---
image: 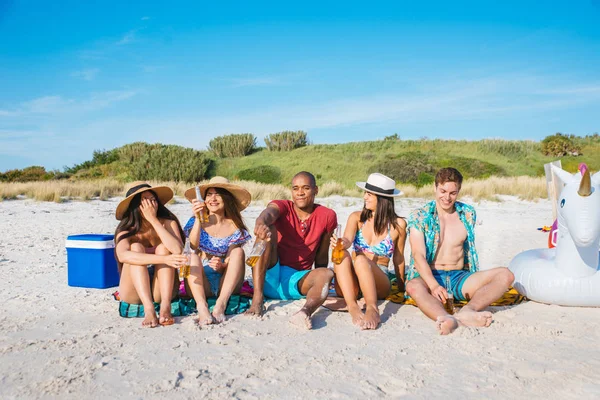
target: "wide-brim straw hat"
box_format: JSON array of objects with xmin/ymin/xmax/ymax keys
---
[
  {"xmin": 184, "ymin": 176, "xmax": 252, "ymax": 211},
  {"xmin": 115, "ymin": 182, "xmax": 174, "ymax": 220},
  {"xmin": 356, "ymin": 173, "xmax": 402, "ymax": 197}
]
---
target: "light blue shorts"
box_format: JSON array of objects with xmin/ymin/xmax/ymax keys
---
[
  {"xmin": 264, "ymin": 261, "xmax": 310, "ymax": 300},
  {"xmin": 203, "ymin": 259, "xmax": 223, "ymax": 297},
  {"xmin": 430, "ymin": 269, "xmax": 473, "ymax": 302}
]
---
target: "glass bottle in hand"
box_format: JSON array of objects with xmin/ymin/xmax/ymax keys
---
[
  {"xmin": 179, "ymin": 238, "xmax": 191, "ymax": 280},
  {"xmin": 331, "ymin": 224, "xmax": 344, "ymax": 264},
  {"xmin": 195, "ymin": 186, "xmax": 210, "ymax": 223},
  {"xmin": 444, "ymin": 274, "xmax": 455, "ymax": 315}
]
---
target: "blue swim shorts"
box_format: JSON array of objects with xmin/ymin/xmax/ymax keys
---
[
  {"xmin": 430, "ymin": 269, "xmax": 474, "ymax": 301},
  {"xmin": 263, "ymin": 261, "xmax": 310, "ymax": 300}
]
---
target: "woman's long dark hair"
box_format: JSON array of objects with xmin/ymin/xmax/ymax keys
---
[
  {"xmin": 212, "ymin": 187, "xmax": 248, "ymax": 232},
  {"xmin": 360, "ymin": 193, "xmax": 400, "ymax": 236},
  {"xmin": 115, "ymin": 189, "xmax": 185, "ymax": 245}
]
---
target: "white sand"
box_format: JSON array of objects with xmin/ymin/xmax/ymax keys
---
[{"xmin": 1, "ymin": 196, "xmax": 599, "ymax": 399}]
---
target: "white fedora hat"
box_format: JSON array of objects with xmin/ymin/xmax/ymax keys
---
[{"xmin": 356, "ymin": 173, "xmax": 402, "ymax": 197}]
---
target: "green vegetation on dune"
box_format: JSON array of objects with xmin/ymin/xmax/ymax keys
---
[
  {"xmin": 216, "ymin": 136, "xmax": 600, "ymax": 187},
  {"xmin": 2, "ymin": 133, "xmax": 600, "ymax": 191}
]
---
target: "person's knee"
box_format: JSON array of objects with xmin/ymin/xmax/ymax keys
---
[
  {"xmin": 333, "ymin": 257, "xmax": 351, "ymax": 272},
  {"xmin": 353, "ymin": 255, "xmax": 371, "ymax": 270},
  {"xmin": 230, "ymin": 246, "xmax": 244, "ymax": 261},
  {"xmin": 155, "ymin": 244, "xmax": 171, "ymax": 256},
  {"xmin": 130, "ymin": 243, "xmax": 145, "ymax": 253},
  {"xmin": 314, "ymin": 268, "xmax": 334, "ymax": 282},
  {"xmin": 405, "ymin": 279, "xmax": 423, "ymax": 297},
  {"xmin": 499, "ymin": 268, "xmax": 515, "ymax": 287}
]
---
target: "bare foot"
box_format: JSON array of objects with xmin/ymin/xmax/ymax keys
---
[
  {"xmin": 142, "ymin": 312, "xmax": 159, "ymax": 328},
  {"xmin": 348, "ymin": 306, "xmax": 364, "ymax": 327},
  {"xmin": 158, "ymin": 302, "xmax": 175, "ymax": 326},
  {"xmin": 456, "ymin": 307, "xmax": 493, "ymax": 328},
  {"xmin": 244, "ymin": 299, "xmax": 265, "ymax": 318},
  {"xmin": 212, "ymin": 301, "xmax": 227, "ymax": 324},
  {"xmin": 360, "ymin": 305, "xmax": 380, "ymax": 330},
  {"xmin": 436, "ymin": 315, "xmax": 459, "ymax": 335},
  {"xmin": 159, "ymin": 312, "xmax": 175, "ymax": 326},
  {"xmin": 289, "ymin": 309, "xmax": 312, "ymax": 330},
  {"xmin": 321, "ymin": 298, "xmax": 366, "ymax": 312},
  {"xmin": 197, "ymin": 306, "xmax": 215, "ymax": 326}
]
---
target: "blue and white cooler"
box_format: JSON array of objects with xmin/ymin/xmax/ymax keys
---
[{"xmin": 65, "ymin": 234, "xmax": 119, "ymax": 288}]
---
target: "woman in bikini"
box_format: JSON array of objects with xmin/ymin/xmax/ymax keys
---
[
  {"xmin": 331, "ymin": 173, "xmax": 407, "ymax": 330},
  {"xmin": 183, "ymin": 177, "xmax": 251, "ymax": 325},
  {"xmin": 115, "ymin": 182, "xmax": 187, "ymax": 328}
]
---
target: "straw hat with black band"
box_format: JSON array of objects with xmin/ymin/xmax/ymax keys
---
[
  {"xmin": 184, "ymin": 176, "xmax": 251, "ymax": 211},
  {"xmin": 115, "ymin": 182, "xmax": 174, "ymax": 220},
  {"xmin": 356, "ymin": 173, "xmax": 403, "ymax": 197}
]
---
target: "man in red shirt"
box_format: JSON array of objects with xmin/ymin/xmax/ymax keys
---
[{"xmin": 246, "ymin": 171, "xmax": 338, "ymax": 329}]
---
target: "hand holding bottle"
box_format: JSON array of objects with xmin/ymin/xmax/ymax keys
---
[
  {"xmin": 331, "ymin": 224, "xmax": 344, "ymax": 264},
  {"xmin": 194, "ymin": 186, "xmax": 209, "ymax": 223}
]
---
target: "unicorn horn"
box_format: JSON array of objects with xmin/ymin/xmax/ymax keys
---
[{"xmin": 578, "ymin": 169, "xmax": 592, "ymax": 197}]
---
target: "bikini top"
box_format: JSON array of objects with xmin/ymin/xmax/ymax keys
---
[
  {"xmin": 197, "ymin": 228, "xmax": 251, "ymax": 258},
  {"xmin": 353, "ymin": 223, "xmax": 394, "ymax": 259}
]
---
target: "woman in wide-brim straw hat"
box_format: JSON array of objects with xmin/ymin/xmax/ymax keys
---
[
  {"xmin": 182, "ymin": 176, "xmax": 252, "ymax": 325},
  {"xmin": 114, "ymin": 182, "xmax": 187, "ymax": 328},
  {"xmin": 330, "ymin": 173, "xmax": 407, "ymax": 330}
]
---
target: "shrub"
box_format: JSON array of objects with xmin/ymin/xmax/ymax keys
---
[
  {"xmin": 118, "ymin": 142, "xmax": 153, "ymax": 164},
  {"xmin": 477, "ymin": 139, "xmax": 539, "ymax": 158},
  {"xmin": 0, "ymin": 166, "xmax": 54, "ymax": 182},
  {"xmin": 541, "ymin": 133, "xmax": 582, "ymax": 157},
  {"xmin": 370, "ymin": 152, "xmax": 435, "ymax": 186},
  {"xmin": 237, "ymin": 165, "xmax": 281, "ymax": 184},
  {"xmin": 383, "ymin": 133, "xmax": 401, "ymax": 141},
  {"xmin": 370, "ymin": 152, "xmax": 505, "ymax": 186},
  {"xmin": 127, "ymin": 143, "xmax": 213, "ymax": 182},
  {"xmin": 65, "ymin": 148, "xmax": 119, "ymax": 174},
  {"xmin": 436, "ymin": 156, "xmax": 505, "ymax": 179},
  {"xmin": 264, "ymin": 130, "xmax": 308, "ymax": 151},
  {"xmin": 208, "ymin": 133, "xmax": 256, "ymax": 158}
]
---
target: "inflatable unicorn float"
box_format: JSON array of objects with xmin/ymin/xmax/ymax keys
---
[{"xmin": 509, "ymin": 165, "xmax": 600, "ymax": 306}]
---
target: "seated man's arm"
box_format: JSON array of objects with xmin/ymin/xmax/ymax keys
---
[
  {"xmin": 315, "ymin": 210, "xmax": 338, "ymax": 268},
  {"xmin": 254, "ymin": 203, "xmax": 280, "ymax": 240},
  {"xmin": 315, "ymin": 228, "xmax": 334, "ymax": 268},
  {"xmin": 409, "ymin": 227, "xmax": 447, "ymax": 302}
]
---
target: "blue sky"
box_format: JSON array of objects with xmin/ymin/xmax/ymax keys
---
[{"xmin": 1, "ymin": 1, "xmax": 600, "ymax": 172}]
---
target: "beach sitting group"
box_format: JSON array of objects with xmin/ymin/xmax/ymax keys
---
[{"xmin": 114, "ymin": 167, "xmax": 514, "ymax": 335}]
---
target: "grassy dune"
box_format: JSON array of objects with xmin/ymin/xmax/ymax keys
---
[
  {"xmin": 2, "ymin": 137, "xmax": 596, "ymax": 202},
  {"xmin": 216, "ymin": 139, "xmax": 599, "ymax": 188}
]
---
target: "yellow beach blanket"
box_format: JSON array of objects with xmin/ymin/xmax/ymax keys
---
[{"xmin": 386, "ymin": 280, "xmax": 526, "ymax": 307}]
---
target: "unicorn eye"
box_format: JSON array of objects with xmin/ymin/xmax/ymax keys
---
[{"xmin": 560, "ymin": 199, "xmax": 565, "ymax": 208}]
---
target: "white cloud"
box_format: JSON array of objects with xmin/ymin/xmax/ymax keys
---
[
  {"xmin": 71, "ymin": 68, "xmax": 100, "ymax": 81},
  {"xmin": 3, "ymin": 72, "xmax": 600, "ymax": 171},
  {"xmin": 116, "ymin": 30, "xmax": 137, "ymax": 45},
  {"xmin": 0, "ymin": 90, "xmax": 137, "ymax": 117},
  {"xmin": 83, "ymin": 90, "xmax": 137, "ymax": 110},
  {"xmin": 22, "ymin": 96, "xmax": 73, "ymax": 114},
  {"xmin": 141, "ymin": 16, "xmax": 151, "ymax": 21}
]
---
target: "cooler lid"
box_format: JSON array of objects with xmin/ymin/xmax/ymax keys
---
[
  {"xmin": 67, "ymin": 234, "xmax": 114, "ymax": 241},
  {"xmin": 66, "ymin": 234, "xmax": 115, "ymax": 249}
]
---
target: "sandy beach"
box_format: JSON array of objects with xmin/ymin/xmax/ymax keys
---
[{"xmin": 1, "ymin": 195, "xmax": 599, "ymax": 399}]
